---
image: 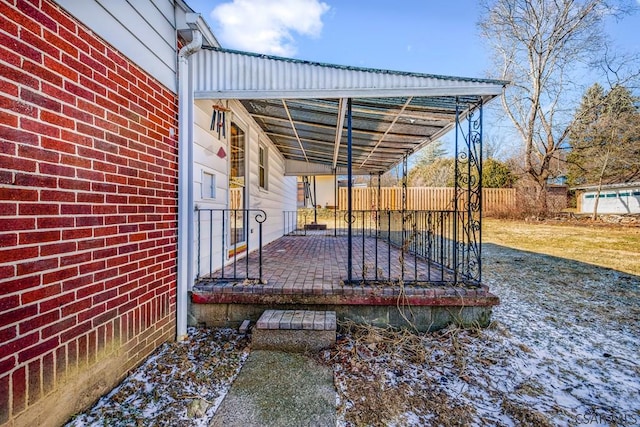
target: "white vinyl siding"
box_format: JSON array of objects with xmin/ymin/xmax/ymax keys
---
[
  {"xmin": 194, "ymin": 101, "xmax": 228, "ymax": 207},
  {"xmin": 55, "ymin": 0, "xmax": 178, "ymax": 91},
  {"xmin": 193, "ymin": 100, "xmax": 297, "ymax": 278},
  {"xmin": 312, "ymin": 176, "xmax": 337, "ymax": 207},
  {"xmin": 193, "ymin": 101, "xmax": 228, "ymax": 279}
]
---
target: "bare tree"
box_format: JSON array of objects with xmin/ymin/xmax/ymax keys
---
[
  {"xmin": 479, "ymin": 130, "xmax": 509, "ymax": 160},
  {"xmin": 597, "ymin": 43, "xmax": 640, "ymax": 91},
  {"xmin": 479, "ymin": 0, "xmax": 635, "ymax": 209}
]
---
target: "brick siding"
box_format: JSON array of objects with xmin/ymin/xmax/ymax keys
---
[{"xmin": 0, "ymin": 1, "xmax": 178, "ymax": 425}]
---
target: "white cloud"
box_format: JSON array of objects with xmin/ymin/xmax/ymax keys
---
[{"xmin": 211, "ymin": 0, "xmax": 330, "ymax": 56}]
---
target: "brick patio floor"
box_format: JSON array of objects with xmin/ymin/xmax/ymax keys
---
[{"xmin": 193, "ymin": 234, "xmax": 496, "ymax": 300}]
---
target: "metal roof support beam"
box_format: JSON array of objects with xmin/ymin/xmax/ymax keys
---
[
  {"xmin": 282, "ymin": 159, "xmax": 377, "ymax": 176},
  {"xmin": 377, "ymin": 171, "xmax": 382, "ymax": 211},
  {"xmin": 267, "ymin": 132, "xmax": 423, "ymax": 150},
  {"xmin": 256, "ymin": 113, "xmax": 432, "ymax": 139},
  {"xmin": 333, "ymin": 168, "xmax": 338, "ymax": 236},
  {"xmin": 282, "ymin": 100, "xmax": 308, "ymax": 162},
  {"xmin": 360, "ymin": 97, "xmax": 413, "ymax": 168},
  {"xmin": 291, "ymin": 99, "xmax": 454, "ymax": 121},
  {"xmin": 332, "ymin": 98, "xmax": 348, "ymax": 170},
  {"xmin": 347, "ymin": 98, "xmax": 353, "ymax": 285},
  {"xmin": 453, "ymin": 100, "xmax": 460, "ymax": 282},
  {"xmin": 401, "ymin": 154, "xmax": 408, "ymax": 281}
]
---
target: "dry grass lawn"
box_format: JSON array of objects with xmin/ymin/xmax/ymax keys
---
[{"xmin": 483, "ymin": 218, "xmax": 640, "ymax": 276}]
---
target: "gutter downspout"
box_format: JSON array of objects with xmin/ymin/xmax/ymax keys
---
[{"xmin": 177, "ymin": 30, "xmax": 202, "ymax": 341}]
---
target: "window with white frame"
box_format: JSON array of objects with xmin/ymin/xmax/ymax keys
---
[
  {"xmin": 258, "ymin": 144, "xmax": 268, "ymax": 190},
  {"xmin": 202, "ymin": 171, "xmax": 216, "ymax": 199}
]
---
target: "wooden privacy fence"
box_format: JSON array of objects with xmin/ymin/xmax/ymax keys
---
[{"xmin": 338, "ymin": 187, "xmax": 516, "ymax": 213}]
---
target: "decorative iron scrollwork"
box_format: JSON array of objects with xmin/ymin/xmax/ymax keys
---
[
  {"xmin": 343, "ymin": 211, "xmax": 356, "ymax": 224},
  {"xmin": 454, "ymin": 99, "xmax": 483, "ymax": 285},
  {"xmin": 254, "ymin": 210, "xmax": 267, "ymax": 224}
]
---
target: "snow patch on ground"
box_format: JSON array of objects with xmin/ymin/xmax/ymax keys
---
[
  {"xmin": 333, "ymin": 244, "xmax": 640, "ymax": 426},
  {"xmin": 67, "ymin": 243, "xmax": 640, "ymax": 426}
]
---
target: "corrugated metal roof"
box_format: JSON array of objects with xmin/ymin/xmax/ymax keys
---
[
  {"xmin": 193, "ymin": 47, "xmax": 506, "ymax": 99},
  {"xmin": 192, "ymin": 47, "xmax": 507, "ymax": 174}
]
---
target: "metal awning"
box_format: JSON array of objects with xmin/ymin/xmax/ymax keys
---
[{"xmin": 192, "ymin": 46, "xmax": 507, "ymax": 175}]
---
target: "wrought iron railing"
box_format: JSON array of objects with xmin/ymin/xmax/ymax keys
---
[
  {"xmin": 195, "ymin": 207, "xmax": 267, "ymax": 283},
  {"xmin": 195, "ymin": 206, "xmax": 479, "ymax": 287},
  {"xmin": 338, "ymin": 209, "xmax": 479, "ymax": 286},
  {"xmin": 282, "ymin": 207, "xmax": 481, "ymax": 286},
  {"xmin": 283, "ymin": 210, "xmax": 305, "ymax": 235}
]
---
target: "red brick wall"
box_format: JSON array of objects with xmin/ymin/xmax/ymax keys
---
[{"xmin": 0, "ymin": 1, "xmax": 178, "ymax": 424}]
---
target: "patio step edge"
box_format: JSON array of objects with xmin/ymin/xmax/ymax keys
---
[{"xmin": 190, "ymin": 289, "xmax": 500, "ymax": 307}]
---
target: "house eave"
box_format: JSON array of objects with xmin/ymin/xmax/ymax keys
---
[
  {"xmin": 571, "ymin": 181, "xmax": 640, "ymax": 192},
  {"xmin": 193, "ymin": 86, "xmax": 503, "ymax": 101}
]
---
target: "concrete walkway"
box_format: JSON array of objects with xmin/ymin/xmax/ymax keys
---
[{"xmin": 210, "ymin": 350, "xmax": 336, "ymax": 427}]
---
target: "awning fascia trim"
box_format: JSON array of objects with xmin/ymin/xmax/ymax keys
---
[{"xmin": 194, "ymin": 86, "xmax": 504, "ymax": 100}]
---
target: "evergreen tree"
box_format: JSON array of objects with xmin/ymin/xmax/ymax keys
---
[
  {"xmin": 414, "ymin": 140, "xmax": 447, "ymax": 168},
  {"xmin": 568, "ymin": 84, "xmax": 640, "ymax": 187},
  {"xmin": 408, "ymin": 140, "xmax": 454, "ymax": 187},
  {"xmin": 482, "ymin": 158, "xmax": 516, "ymax": 188},
  {"xmin": 408, "ymin": 158, "xmax": 455, "ymax": 187}
]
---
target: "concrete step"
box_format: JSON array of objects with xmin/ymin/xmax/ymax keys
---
[{"xmin": 252, "ymin": 309, "xmax": 336, "ymax": 352}]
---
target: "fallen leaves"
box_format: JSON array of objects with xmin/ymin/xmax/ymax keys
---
[{"xmin": 66, "ymin": 328, "xmax": 249, "ymax": 427}]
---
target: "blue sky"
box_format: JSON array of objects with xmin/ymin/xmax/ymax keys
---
[
  {"xmin": 185, "ymin": 0, "xmax": 639, "ymax": 159},
  {"xmin": 187, "ymin": 0, "xmax": 639, "ymax": 80},
  {"xmin": 188, "ymin": 0, "xmax": 496, "ymax": 78}
]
